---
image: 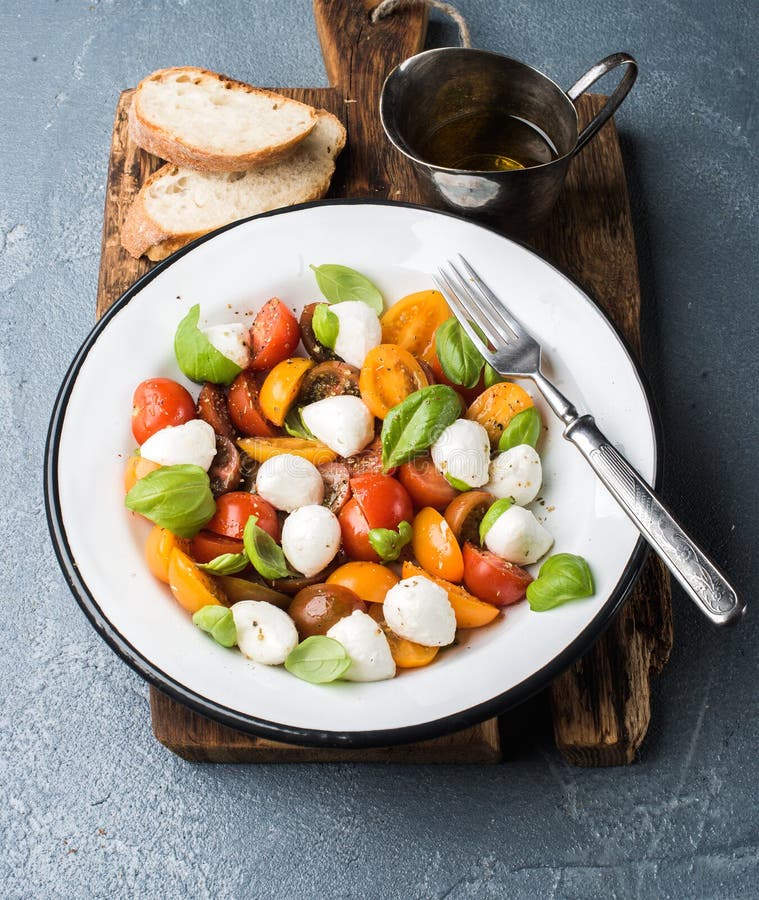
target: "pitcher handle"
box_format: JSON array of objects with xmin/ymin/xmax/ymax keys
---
[{"xmin": 567, "ymin": 52, "xmax": 638, "ymax": 155}]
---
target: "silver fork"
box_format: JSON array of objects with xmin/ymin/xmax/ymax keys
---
[{"xmin": 434, "ymin": 255, "xmax": 744, "ymax": 626}]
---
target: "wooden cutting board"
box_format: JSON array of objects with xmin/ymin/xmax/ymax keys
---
[{"xmin": 97, "ymin": 0, "xmax": 673, "ymax": 765}]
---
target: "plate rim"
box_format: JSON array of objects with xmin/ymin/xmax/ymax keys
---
[{"xmin": 44, "ymin": 198, "xmax": 662, "ymax": 749}]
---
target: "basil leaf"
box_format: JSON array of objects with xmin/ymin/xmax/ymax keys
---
[
  {"xmin": 312, "ymin": 303, "xmax": 339, "ymax": 349},
  {"xmin": 526, "ymin": 553, "xmax": 595, "ymax": 612},
  {"xmin": 124, "ymin": 464, "xmax": 215, "ymax": 538},
  {"xmin": 174, "ymin": 304, "xmax": 242, "ymax": 385},
  {"xmin": 479, "ymin": 497, "xmax": 513, "ymax": 544},
  {"xmin": 381, "ymin": 385, "xmax": 463, "ymax": 471},
  {"xmin": 285, "ymin": 635, "xmax": 351, "ymax": 684},
  {"xmin": 283, "ymin": 407, "xmax": 315, "ymax": 440},
  {"xmin": 483, "ymin": 364, "xmax": 504, "ymax": 389},
  {"xmin": 445, "ymin": 473, "xmax": 471, "ymax": 492},
  {"xmin": 434, "ymin": 317, "xmax": 485, "ymax": 389},
  {"xmin": 197, "ymin": 552, "xmax": 249, "ymax": 575},
  {"xmin": 368, "ymin": 520, "xmax": 412, "ymax": 562},
  {"xmin": 310, "ymin": 264, "xmax": 383, "ymax": 314},
  {"xmin": 498, "ymin": 406, "xmax": 542, "ymax": 452},
  {"xmin": 243, "ymin": 515, "xmax": 296, "ymax": 580},
  {"xmin": 192, "ymin": 605, "xmax": 237, "ymax": 647}
]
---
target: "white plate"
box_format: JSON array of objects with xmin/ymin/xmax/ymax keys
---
[{"xmin": 45, "ymin": 201, "xmax": 658, "ymax": 747}]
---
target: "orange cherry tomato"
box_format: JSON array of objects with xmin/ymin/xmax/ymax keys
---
[
  {"xmin": 398, "ymin": 454, "xmax": 458, "ymax": 511},
  {"xmin": 206, "ymin": 492, "xmax": 280, "ymax": 541},
  {"xmin": 124, "ymin": 456, "xmax": 161, "ymax": 493},
  {"xmin": 326, "ymin": 561, "xmax": 400, "ymax": 604},
  {"xmin": 228, "ymin": 371, "xmax": 279, "ymax": 437},
  {"xmin": 411, "ymin": 507, "xmax": 464, "ymax": 582},
  {"xmin": 380, "ymin": 290, "xmax": 450, "ymax": 365},
  {"xmin": 237, "ymin": 436, "xmax": 337, "ymax": 466},
  {"xmin": 401, "ymin": 561, "xmax": 500, "ymax": 629},
  {"xmin": 145, "ymin": 526, "xmax": 191, "ymax": 584},
  {"xmin": 359, "ymin": 344, "xmax": 428, "ymax": 419},
  {"xmin": 466, "ymin": 381, "xmax": 534, "ymax": 446},
  {"xmin": 190, "ymin": 530, "xmax": 245, "ymax": 564},
  {"xmin": 462, "ymin": 543, "xmax": 533, "ymax": 607},
  {"xmin": 131, "ymin": 378, "xmax": 196, "ymax": 445},
  {"xmin": 367, "ymin": 604, "xmax": 439, "ymax": 668},
  {"xmin": 248, "ymin": 298, "xmax": 301, "ymax": 371},
  {"xmin": 167, "ymin": 548, "xmax": 226, "ymax": 613},
  {"xmin": 259, "ymin": 357, "xmax": 314, "ymax": 426}
]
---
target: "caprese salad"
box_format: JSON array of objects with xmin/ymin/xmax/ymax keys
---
[{"xmin": 125, "ymin": 264, "xmax": 594, "ymax": 684}]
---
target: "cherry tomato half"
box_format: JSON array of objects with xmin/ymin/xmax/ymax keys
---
[
  {"xmin": 288, "ymin": 583, "xmax": 366, "ymax": 640},
  {"xmin": 206, "ymin": 492, "xmax": 280, "ymax": 541},
  {"xmin": 466, "ymin": 381, "xmax": 534, "ymax": 447},
  {"xmin": 411, "ymin": 507, "xmax": 464, "ymax": 582},
  {"xmin": 145, "ymin": 526, "xmax": 191, "ymax": 584},
  {"xmin": 444, "ymin": 491, "xmax": 495, "ymax": 546},
  {"xmin": 248, "ymin": 298, "xmax": 301, "ymax": 371},
  {"xmin": 462, "ymin": 543, "xmax": 533, "ymax": 607},
  {"xmin": 190, "ymin": 530, "xmax": 245, "ymax": 564},
  {"xmin": 379, "ymin": 289, "xmax": 450, "ymax": 365},
  {"xmin": 338, "ymin": 497, "xmax": 377, "ymax": 562},
  {"xmin": 228, "ymin": 371, "xmax": 278, "ymax": 437},
  {"xmin": 168, "ymin": 548, "xmax": 226, "ymax": 614},
  {"xmin": 398, "ymin": 454, "xmax": 459, "ymax": 511},
  {"xmin": 350, "ymin": 474, "xmax": 414, "ymax": 530},
  {"xmin": 359, "ymin": 344, "xmax": 428, "ymax": 419},
  {"xmin": 327, "ymin": 561, "xmax": 399, "ymax": 604},
  {"xmin": 131, "ymin": 378, "xmax": 196, "ymax": 445}
]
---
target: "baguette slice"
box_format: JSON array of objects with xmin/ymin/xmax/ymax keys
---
[
  {"xmin": 129, "ymin": 67, "xmax": 318, "ymax": 172},
  {"xmin": 122, "ymin": 110, "xmax": 346, "ymax": 260}
]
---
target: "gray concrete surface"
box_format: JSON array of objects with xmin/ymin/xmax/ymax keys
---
[{"xmin": 2, "ymin": 1, "xmax": 757, "ymax": 897}]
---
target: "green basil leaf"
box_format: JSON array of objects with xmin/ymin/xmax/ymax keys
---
[
  {"xmin": 526, "ymin": 553, "xmax": 595, "ymax": 612},
  {"xmin": 368, "ymin": 520, "xmax": 413, "ymax": 562},
  {"xmin": 483, "ymin": 364, "xmax": 504, "ymax": 389},
  {"xmin": 444, "ymin": 473, "xmax": 472, "ymax": 492},
  {"xmin": 312, "ymin": 303, "xmax": 339, "ymax": 349},
  {"xmin": 478, "ymin": 497, "xmax": 513, "ymax": 544},
  {"xmin": 434, "ymin": 317, "xmax": 485, "ymax": 389},
  {"xmin": 197, "ymin": 552, "xmax": 249, "ymax": 575},
  {"xmin": 243, "ymin": 515, "xmax": 296, "ymax": 580},
  {"xmin": 498, "ymin": 406, "xmax": 542, "ymax": 452},
  {"xmin": 381, "ymin": 385, "xmax": 463, "ymax": 471},
  {"xmin": 174, "ymin": 304, "xmax": 242, "ymax": 385},
  {"xmin": 124, "ymin": 464, "xmax": 216, "ymax": 538},
  {"xmin": 283, "ymin": 406, "xmax": 315, "ymax": 440},
  {"xmin": 192, "ymin": 605, "xmax": 237, "ymax": 647},
  {"xmin": 285, "ymin": 635, "xmax": 351, "ymax": 684},
  {"xmin": 309, "ymin": 263, "xmax": 383, "ymax": 314}
]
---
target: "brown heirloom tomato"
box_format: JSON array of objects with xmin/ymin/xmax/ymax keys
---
[
  {"xmin": 288, "ymin": 584, "xmax": 367, "ymax": 639},
  {"xmin": 444, "ymin": 491, "xmax": 495, "ymax": 546}
]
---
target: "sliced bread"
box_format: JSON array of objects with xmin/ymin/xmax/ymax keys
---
[
  {"xmin": 129, "ymin": 67, "xmax": 318, "ymax": 172},
  {"xmin": 121, "ymin": 109, "xmax": 346, "ymax": 260}
]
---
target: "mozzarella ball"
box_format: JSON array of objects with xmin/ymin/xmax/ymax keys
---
[
  {"xmin": 301, "ymin": 395, "xmax": 374, "ymax": 458},
  {"xmin": 201, "ymin": 323, "xmax": 250, "ymax": 368},
  {"xmin": 326, "ymin": 610, "xmax": 395, "ymax": 682},
  {"xmin": 484, "ymin": 504, "xmax": 553, "ymax": 565},
  {"xmin": 431, "ymin": 418, "xmax": 491, "ymax": 488},
  {"xmin": 281, "ymin": 504, "xmax": 341, "ymax": 577},
  {"xmin": 232, "ymin": 600, "xmax": 298, "ymax": 666},
  {"xmin": 383, "ymin": 576, "xmax": 456, "ymax": 646},
  {"xmin": 256, "ymin": 454, "xmax": 324, "ymax": 512},
  {"xmin": 331, "ymin": 301, "xmax": 382, "ymax": 369},
  {"xmin": 139, "ymin": 419, "xmax": 217, "ymax": 471},
  {"xmin": 485, "ymin": 444, "xmax": 542, "ymax": 505}
]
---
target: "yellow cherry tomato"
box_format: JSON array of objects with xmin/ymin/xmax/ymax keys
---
[
  {"xmin": 124, "ymin": 455, "xmax": 160, "ymax": 493},
  {"xmin": 326, "ymin": 561, "xmax": 400, "ymax": 604},
  {"xmin": 466, "ymin": 381, "xmax": 534, "ymax": 446},
  {"xmin": 359, "ymin": 344, "xmax": 429, "ymax": 419},
  {"xmin": 145, "ymin": 526, "xmax": 191, "ymax": 584},
  {"xmin": 167, "ymin": 548, "xmax": 226, "ymax": 614},
  {"xmin": 367, "ymin": 604, "xmax": 439, "ymax": 669},
  {"xmin": 411, "ymin": 507, "xmax": 464, "ymax": 583},
  {"xmin": 401, "ymin": 561, "xmax": 500, "ymax": 629},
  {"xmin": 237, "ymin": 436, "xmax": 337, "ymax": 465},
  {"xmin": 259, "ymin": 357, "xmax": 314, "ymax": 426},
  {"xmin": 380, "ymin": 290, "xmax": 451, "ymax": 365}
]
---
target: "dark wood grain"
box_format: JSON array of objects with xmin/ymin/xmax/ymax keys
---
[{"xmin": 96, "ymin": 0, "xmax": 672, "ymax": 765}]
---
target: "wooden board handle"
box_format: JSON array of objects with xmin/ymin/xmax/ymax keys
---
[{"xmin": 313, "ymin": 0, "xmax": 428, "ymax": 197}]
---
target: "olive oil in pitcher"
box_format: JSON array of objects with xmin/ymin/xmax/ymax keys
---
[{"xmin": 418, "ymin": 112, "xmax": 558, "ymax": 171}]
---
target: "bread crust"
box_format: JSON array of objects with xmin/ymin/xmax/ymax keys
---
[{"xmin": 129, "ymin": 66, "xmax": 318, "ymax": 172}]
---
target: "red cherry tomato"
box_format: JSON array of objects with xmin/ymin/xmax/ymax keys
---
[
  {"xmin": 248, "ymin": 298, "xmax": 301, "ymax": 371},
  {"xmin": 228, "ymin": 371, "xmax": 278, "ymax": 437},
  {"xmin": 131, "ymin": 378, "xmax": 196, "ymax": 445},
  {"xmin": 338, "ymin": 497, "xmax": 377, "ymax": 562},
  {"xmin": 462, "ymin": 543, "xmax": 533, "ymax": 607},
  {"xmin": 206, "ymin": 492, "xmax": 280, "ymax": 541},
  {"xmin": 350, "ymin": 474, "xmax": 413, "ymax": 530},
  {"xmin": 190, "ymin": 530, "xmax": 245, "ymax": 563},
  {"xmin": 398, "ymin": 454, "xmax": 459, "ymax": 511}
]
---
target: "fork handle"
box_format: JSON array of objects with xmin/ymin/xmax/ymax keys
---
[{"xmin": 565, "ymin": 415, "xmax": 745, "ymax": 626}]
